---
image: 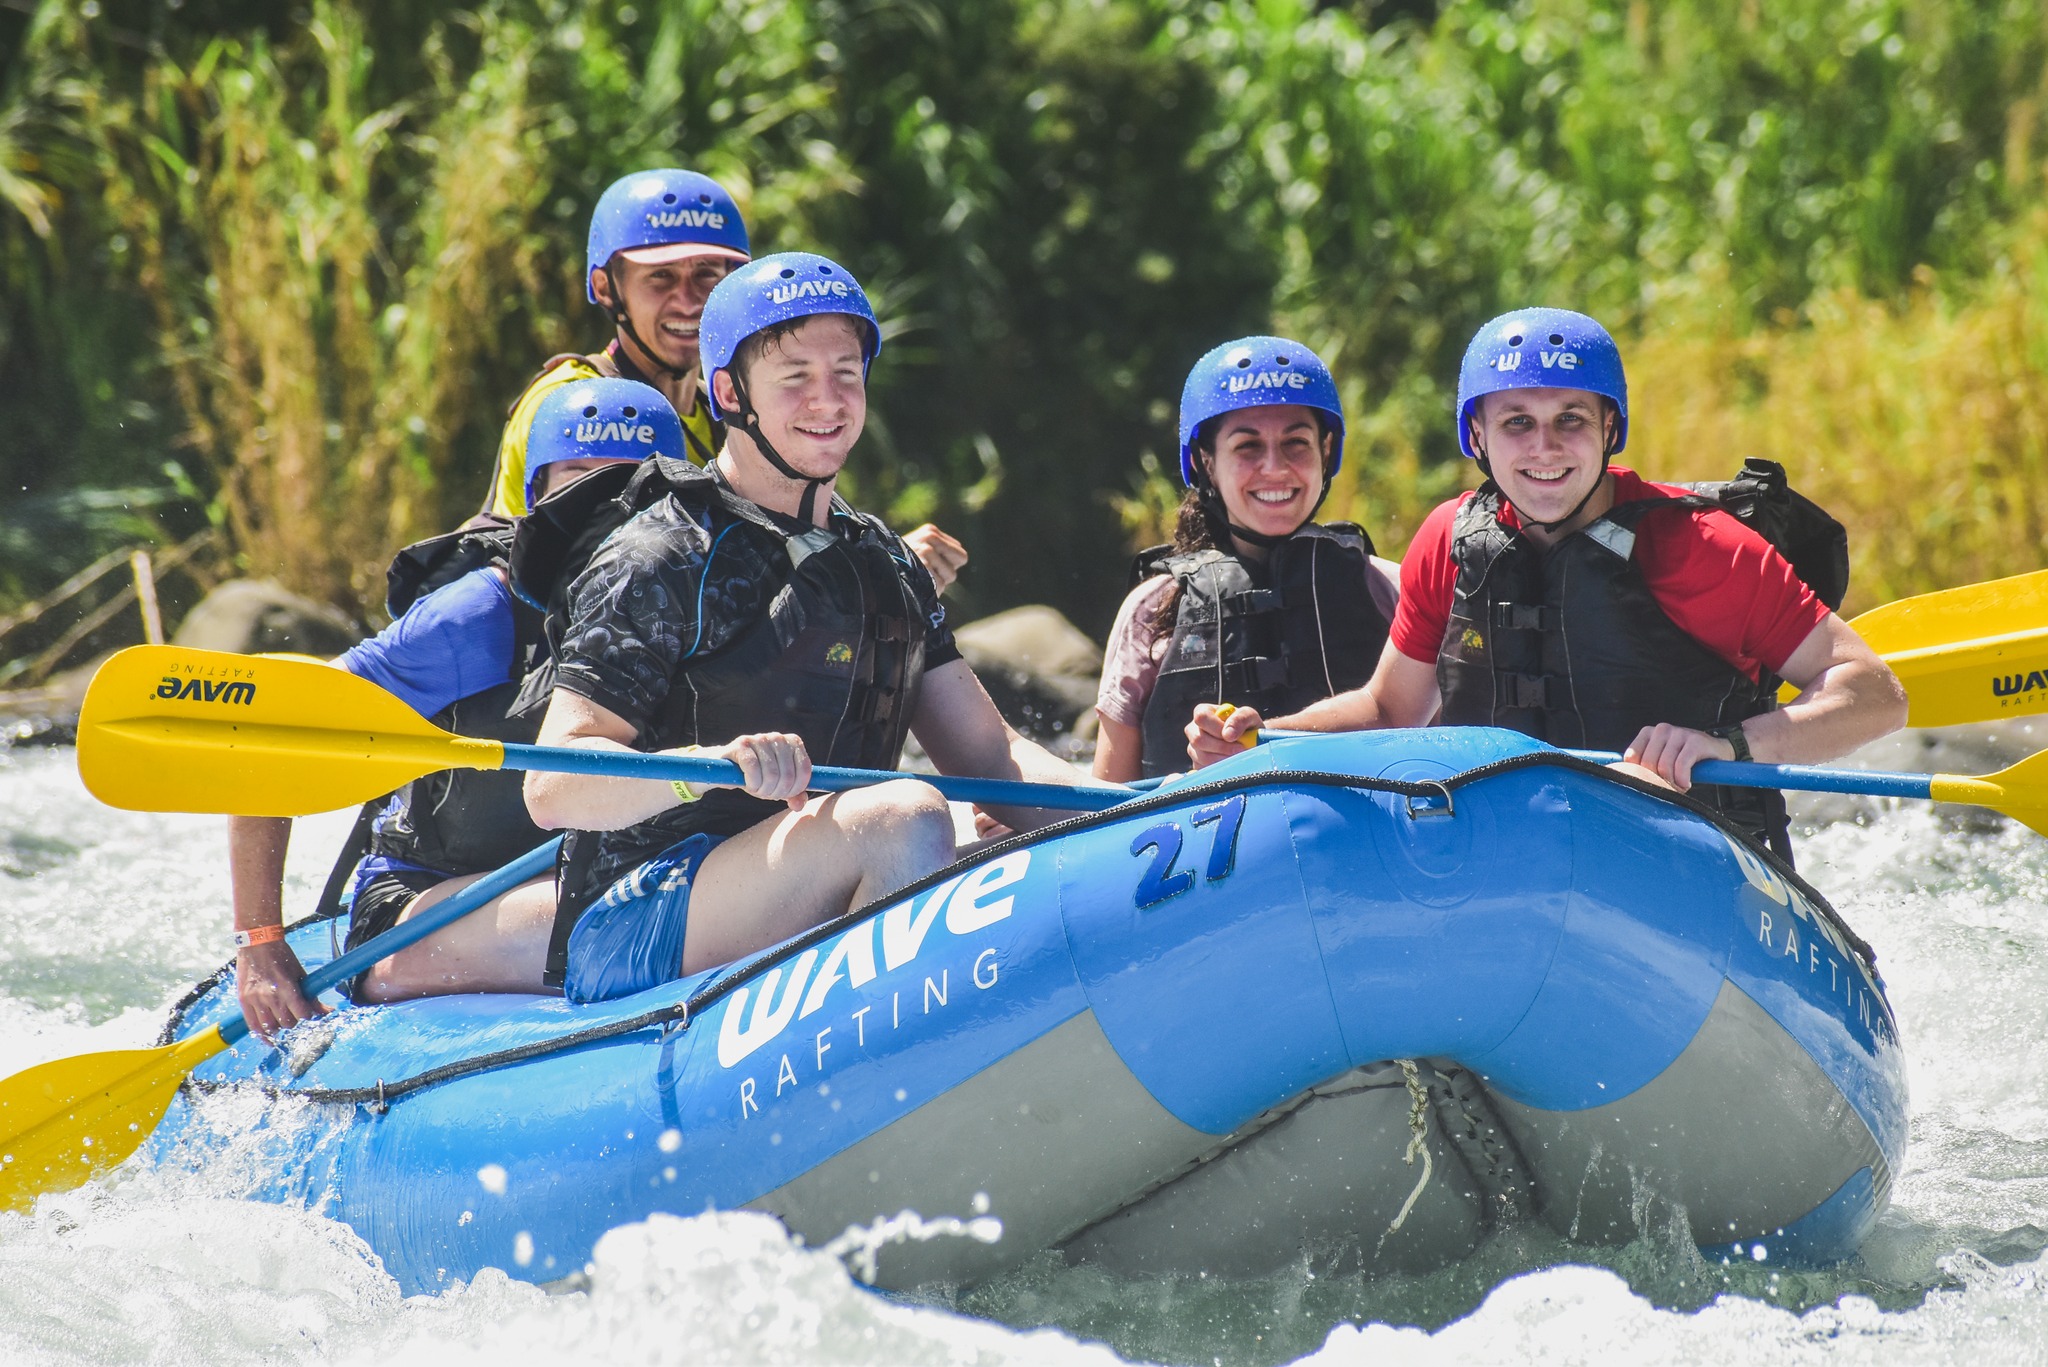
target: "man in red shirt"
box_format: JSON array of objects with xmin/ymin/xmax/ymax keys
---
[{"xmin": 1189, "ymin": 308, "xmax": 1906, "ymax": 856}]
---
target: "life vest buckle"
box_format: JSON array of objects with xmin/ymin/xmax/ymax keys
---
[
  {"xmin": 1223, "ymin": 588, "xmax": 1285, "ymax": 616},
  {"xmin": 1491, "ymin": 602, "xmax": 1554, "ymax": 632},
  {"xmin": 1224, "ymin": 655, "xmax": 1289, "ymax": 693}
]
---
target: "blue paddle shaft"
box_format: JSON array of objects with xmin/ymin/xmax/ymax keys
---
[
  {"xmin": 218, "ymin": 754, "xmax": 1122, "ymax": 1052},
  {"xmin": 218, "ymin": 838, "xmax": 565, "ymax": 1050},
  {"xmin": 498, "ymin": 743, "xmax": 1132, "ymax": 813},
  {"xmin": 1259, "ymin": 729, "xmax": 1942, "ymax": 801},
  {"xmin": 1563, "ymin": 750, "xmax": 1938, "ymax": 800}
]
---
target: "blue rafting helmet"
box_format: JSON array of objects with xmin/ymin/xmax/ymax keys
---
[
  {"xmin": 585, "ymin": 168, "xmax": 751, "ymax": 305},
  {"xmin": 1455, "ymin": 308, "xmax": 1628, "ymax": 459},
  {"xmin": 1177, "ymin": 336, "xmax": 1346, "ymax": 486},
  {"xmin": 699, "ymin": 251, "xmax": 883, "ymax": 420},
  {"xmin": 698, "ymin": 252, "xmax": 883, "ymax": 523},
  {"xmin": 525, "ymin": 377, "xmax": 683, "ymax": 507}
]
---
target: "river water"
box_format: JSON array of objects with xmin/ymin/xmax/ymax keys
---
[{"xmin": 2, "ymin": 743, "xmax": 2046, "ymax": 1365}]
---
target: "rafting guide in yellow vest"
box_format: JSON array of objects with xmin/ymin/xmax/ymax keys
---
[
  {"xmin": 484, "ymin": 168, "xmax": 969, "ymax": 593},
  {"xmin": 483, "ymin": 169, "xmax": 748, "ymax": 519}
]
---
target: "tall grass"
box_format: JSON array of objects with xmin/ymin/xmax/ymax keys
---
[
  {"xmin": 69, "ymin": 4, "xmax": 551, "ymax": 606},
  {"xmin": 10, "ymin": 0, "xmax": 2048, "ymax": 621},
  {"xmin": 32, "ymin": 0, "xmax": 853, "ymax": 613},
  {"xmin": 1628, "ymin": 214, "xmax": 2048, "ymax": 614}
]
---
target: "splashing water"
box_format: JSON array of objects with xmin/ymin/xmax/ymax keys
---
[{"xmin": 3, "ymin": 745, "xmax": 2047, "ymax": 1365}]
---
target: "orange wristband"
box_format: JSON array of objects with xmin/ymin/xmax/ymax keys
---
[{"xmin": 232, "ymin": 925, "xmax": 285, "ymax": 949}]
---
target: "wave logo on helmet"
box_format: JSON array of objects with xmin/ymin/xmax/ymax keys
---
[
  {"xmin": 768, "ymin": 278, "xmax": 853, "ymax": 306},
  {"xmin": 1491, "ymin": 350, "xmax": 1580, "ymax": 373},
  {"xmin": 1226, "ymin": 370, "xmax": 1311, "ymax": 395},
  {"xmin": 645, "ymin": 208, "xmax": 726, "ymax": 231},
  {"xmin": 573, "ymin": 419, "xmax": 662, "ymax": 444}
]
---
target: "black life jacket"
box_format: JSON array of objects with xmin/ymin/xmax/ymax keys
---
[
  {"xmin": 512, "ymin": 456, "xmax": 931, "ymax": 850},
  {"xmin": 1436, "ymin": 464, "xmax": 1845, "ymax": 856},
  {"xmin": 359, "ymin": 520, "xmax": 552, "ymax": 879},
  {"xmin": 1133, "ymin": 522, "xmax": 1390, "ymax": 778}
]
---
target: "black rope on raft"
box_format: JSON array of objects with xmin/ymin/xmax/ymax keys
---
[{"xmin": 168, "ymin": 751, "xmax": 1874, "ymax": 1110}]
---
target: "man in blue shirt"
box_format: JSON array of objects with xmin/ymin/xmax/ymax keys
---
[{"xmin": 227, "ymin": 379, "xmax": 686, "ymax": 1038}]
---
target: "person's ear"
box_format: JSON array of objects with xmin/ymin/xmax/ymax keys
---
[
  {"xmin": 591, "ymin": 268, "xmax": 616, "ymax": 311},
  {"xmin": 1467, "ymin": 414, "xmax": 1487, "ymax": 461},
  {"xmin": 711, "ymin": 367, "xmax": 739, "ymax": 413}
]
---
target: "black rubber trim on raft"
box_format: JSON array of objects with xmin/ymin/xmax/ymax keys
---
[{"xmin": 168, "ymin": 751, "xmax": 1875, "ymax": 1109}]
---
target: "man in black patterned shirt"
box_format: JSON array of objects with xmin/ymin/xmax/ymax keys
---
[{"xmin": 515, "ymin": 253, "xmax": 1098, "ymax": 1003}]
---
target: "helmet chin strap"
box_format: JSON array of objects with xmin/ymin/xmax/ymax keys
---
[
  {"xmin": 604, "ymin": 261, "xmax": 698, "ymax": 384},
  {"xmin": 726, "ymin": 369, "xmax": 831, "ymax": 525}
]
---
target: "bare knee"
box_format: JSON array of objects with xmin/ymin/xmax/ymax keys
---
[
  {"xmin": 865, "ymin": 778, "xmax": 953, "ymax": 834},
  {"xmin": 842, "ymin": 779, "xmax": 954, "ymax": 865},
  {"xmin": 354, "ymin": 948, "xmax": 431, "ymax": 1003},
  {"xmin": 353, "ymin": 956, "xmax": 406, "ymax": 1003}
]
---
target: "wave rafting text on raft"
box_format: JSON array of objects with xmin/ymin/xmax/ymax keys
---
[
  {"xmin": 718, "ymin": 851, "xmax": 1029, "ymax": 1121},
  {"xmin": 1722, "ymin": 831, "xmax": 1896, "ymax": 1046}
]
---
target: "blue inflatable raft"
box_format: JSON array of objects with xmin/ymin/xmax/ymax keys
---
[{"xmin": 147, "ymin": 728, "xmax": 1906, "ymax": 1292}]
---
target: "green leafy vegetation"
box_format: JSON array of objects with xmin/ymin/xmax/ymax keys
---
[{"xmin": 3, "ymin": 0, "xmax": 2045, "ymax": 631}]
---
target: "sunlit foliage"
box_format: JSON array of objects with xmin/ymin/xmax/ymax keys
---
[{"xmin": 3, "ymin": 0, "xmax": 2046, "ymax": 627}]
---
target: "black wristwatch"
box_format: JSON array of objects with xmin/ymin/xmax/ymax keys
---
[{"xmin": 1712, "ymin": 722, "xmax": 1752, "ymax": 763}]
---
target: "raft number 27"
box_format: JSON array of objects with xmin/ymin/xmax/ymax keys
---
[{"xmin": 1129, "ymin": 794, "xmax": 1248, "ymax": 909}]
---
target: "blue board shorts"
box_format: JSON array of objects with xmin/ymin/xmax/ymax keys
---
[{"xmin": 563, "ymin": 833, "xmax": 723, "ymax": 1004}]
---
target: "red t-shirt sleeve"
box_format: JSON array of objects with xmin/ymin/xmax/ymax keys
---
[
  {"xmin": 1388, "ymin": 497, "xmax": 1467, "ymax": 664},
  {"xmin": 1631, "ymin": 498, "xmax": 1831, "ymax": 681}
]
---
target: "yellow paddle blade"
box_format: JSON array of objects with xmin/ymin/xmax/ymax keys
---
[
  {"xmin": 0, "ymin": 1026, "xmax": 229, "ymax": 1212},
  {"xmin": 78, "ymin": 645, "xmax": 504, "ymax": 816},
  {"xmin": 1879, "ymin": 627, "xmax": 2048, "ymax": 729},
  {"xmin": 1780, "ymin": 570, "xmax": 2048, "ymax": 726},
  {"xmin": 1852, "ymin": 567, "xmax": 2048, "ymax": 655},
  {"xmin": 1930, "ymin": 747, "xmax": 2048, "ymax": 838}
]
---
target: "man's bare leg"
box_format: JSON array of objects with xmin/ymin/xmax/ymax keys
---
[
  {"xmin": 355, "ymin": 875, "xmax": 560, "ymax": 1001},
  {"xmin": 360, "ymin": 779, "xmax": 952, "ymax": 1000},
  {"xmin": 683, "ymin": 778, "xmax": 955, "ymax": 974}
]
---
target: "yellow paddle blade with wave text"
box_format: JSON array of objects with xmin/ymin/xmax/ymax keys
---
[
  {"xmin": 1784, "ymin": 568, "xmax": 2048, "ymax": 727},
  {"xmin": 77, "ymin": 645, "xmax": 505, "ymax": 817}
]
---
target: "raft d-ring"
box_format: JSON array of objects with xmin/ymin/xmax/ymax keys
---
[{"xmin": 1404, "ymin": 782, "xmax": 1456, "ymax": 820}]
